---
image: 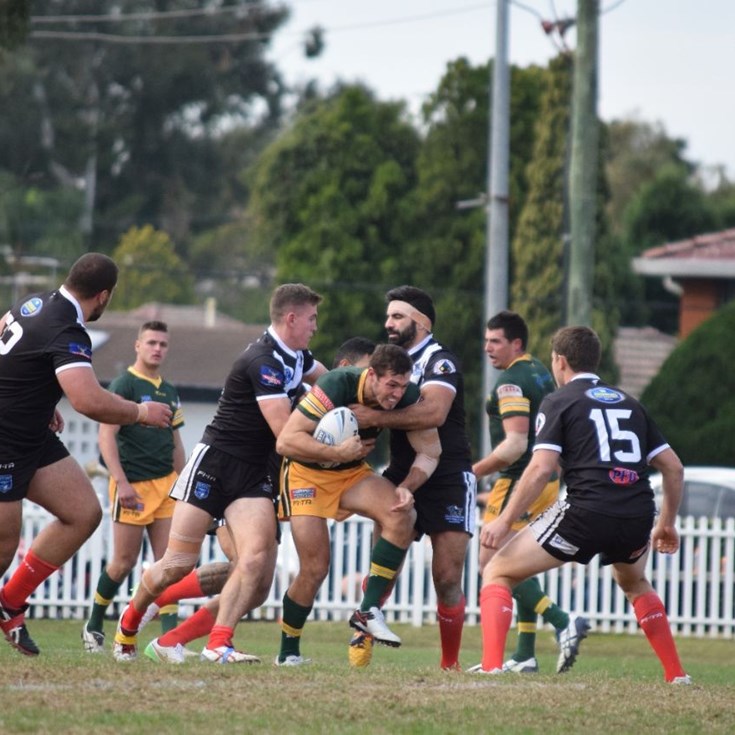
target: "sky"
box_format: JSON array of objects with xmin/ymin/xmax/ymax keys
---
[{"xmin": 269, "ymin": 0, "xmax": 735, "ymax": 177}]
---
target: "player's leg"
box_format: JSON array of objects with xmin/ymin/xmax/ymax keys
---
[
  {"xmin": 84, "ymin": 520, "xmax": 145, "ymax": 651},
  {"xmin": 277, "ymin": 514, "xmax": 330, "ymax": 665},
  {"xmin": 114, "ymin": 500, "xmax": 210, "ymax": 661},
  {"xmin": 430, "ymin": 530, "xmax": 469, "ymax": 670},
  {"xmin": 341, "ymin": 474, "xmax": 415, "ymax": 646},
  {"xmin": 0, "ymin": 499, "xmax": 37, "ymax": 655},
  {"xmin": 613, "ymin": 552, "xmax": 689, "ymax": 683},
  {"xmin": 202, "ymin": 496, "xmax": 277, "ymax": 662},
  {"xmin": 146, "ymin": 516, "xmax": 178, "ymax": 633},
  {"xmin": 475, "ymin": 528, "xmax": 562, "ymax": 673}
]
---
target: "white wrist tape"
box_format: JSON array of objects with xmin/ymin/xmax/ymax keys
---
[{"xmin": 136, "ymin": 402, "xmax": 149, "ymax": 423}]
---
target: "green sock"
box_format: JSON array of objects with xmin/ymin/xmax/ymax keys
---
[
  {"xmin": 512, "ymin": 598, "xmax": 538, "ymax": 661},
  {"xmin": 279, "ymin": 593, "xmax": 312, "ymax": 660},
  {"xmin": 514, "ymin": 576, "xmax": 569, "ymax": 632},
  {"xmin": 361, "ymin": 537, "xmax": 406, "ymax": 610},
  {"xmin": 87, "ymin": 569, "xmax": 122, "ymax": 632},
  {"xmin": 159, "ymin": 605, "xmax": 179, "ymax": 634}
]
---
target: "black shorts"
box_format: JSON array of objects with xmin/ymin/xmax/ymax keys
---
[
  {"xmin": 0, "ymin": 430, "xmax": 69, "ymax": 502},
  {"xmin": 530, "ymin": 500, "xmax": 653, "ymax": 565},
  {"xmin": 171, "ymin": 442, "xmax": 276, "ymax": 520},
  {"xmin": 384, "ymin": 467, "xmax": 477, "ymax": 537}
]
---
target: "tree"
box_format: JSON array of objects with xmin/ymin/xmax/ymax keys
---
[
  {"xmin": 510, "ymin": 54, "xmax": 618, "ymax": 379},
  {"xmin": 641, "ymin": 301, "xmax": 735, "ymax": 467},
  {"xmin": 0, "ymin": 0, "xmax": 29, "ymax": 50},
  {"xmin": 111, "ymin": 225, "xmax": 194, "ymax": 310},
  {"xmin": 247, "ymin": 84, "xmax": 421, "ymax": 358},
  {"xmin": 0, "ymin": 0, "xmax": 290, "ymax": 254}
]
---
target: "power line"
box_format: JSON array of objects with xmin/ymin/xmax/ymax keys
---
[{"xmin": 29, "ymin": 3, "xmax": 490, "ymax": 45}]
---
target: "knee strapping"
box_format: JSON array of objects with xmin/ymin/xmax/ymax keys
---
[{"xmin": 146, "ymin": 549, "xmax": 200, "ymax": 589}]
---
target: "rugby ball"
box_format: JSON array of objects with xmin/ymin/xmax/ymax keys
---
[{"xmin": 313, "ymin": 407, "xmax": 359, "ymax": 468}]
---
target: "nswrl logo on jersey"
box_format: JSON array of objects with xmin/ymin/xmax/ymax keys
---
[
  {"xmin": 20, "ymin": 297, "xmax": 43, "ymax": 317},
  {"xmin": 585, "ymin": 386, "xmax": 625, "ymax": 404}
]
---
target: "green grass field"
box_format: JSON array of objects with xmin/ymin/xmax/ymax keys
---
[{"xmin": 1, "ymin": 619, "xmax": 733, "ymax": 734}]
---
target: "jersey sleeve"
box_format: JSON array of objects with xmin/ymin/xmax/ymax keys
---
[
  {"xmin": 422, "ymin": 349, "xmax": 460, "ymax": 395},
  {"xmin": 248, "ymin": 353, "xmax": 289, "ymax": 401},
  {"xmin": 296, "ymin": 371, "xmax": 344, "ymax": 421},
  {"xmin": 495, "ymin": 380, "xmax": 531, "ymax": 420},
  {"xmin": 396, "ymin": 382, "xmax": 421, "ymax": 408},
  {"xmin": 532, "ymin": 394, "xmax": 563, "ymax": 453},
  {"xmin": 50, "ymin": 324, "xmax": 94, "ymax": 374}
]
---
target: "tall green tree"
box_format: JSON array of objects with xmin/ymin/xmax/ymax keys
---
[
  {"xmin": 247, "ymin": 84, "xmax": 421, "ymax": 359},
  {"xmin": 0, "ymin": 0, "xmax": 289, "ymax": 254},
  {"xmin": 401, "ymin": 59, "xmax": 545, "ymax": 446},
  {"xmin": 511, "ymin": 54, "xmax": 618, "ymax": 378},
  {"xmin": 111, "ymin": 225, "xmax": 193, "ymax": 310}
]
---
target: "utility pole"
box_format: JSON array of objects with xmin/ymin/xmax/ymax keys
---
[
  {"xmin": 481, "ymin": 0, "xmax": 511, "ymax": 457},
  {"xmin": 566, "ymin": 0, "xmax": 599, "ymax": 326}
]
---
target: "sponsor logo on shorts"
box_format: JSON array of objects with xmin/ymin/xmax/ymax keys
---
[
  {"xmin": 291, "ymin": 487, "xmax": 316, "ymax": 500},
  {"xmin": 194, "ymin": 481, "xmax": 211, "ymax": 500},
  {"xmin": 20, "ymin": 297, "xmax": 43, "ymax": 317},
  {"xmin": 548, "ymin": 534, "xmax": 579, "ymax": 555},
  {"xmin": 609, "ymin": 467, "xmax": 639, "ymax": 485},
  {"xmin": 259, "ymin": 365, "xmax": 285, "ymax": 388},
  {"xmin": 0, "ymin": 474, "xmax": 13, "ymax": 493},
  {"xmin": 444, "ymin": 504, "xmax": 465, "ymax": 524},
  {"xmin": 0, "ymin": 462, "xmax": 15, "ymax": 470},
  {"xmin": 68, "ymin": 342, "xmax": 92, "ymax": 359},
  {"xmin": 586, "ymin": 386, "xmax": 625, "ymax": 404}
]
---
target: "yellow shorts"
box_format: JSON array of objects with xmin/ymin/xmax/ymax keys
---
[
  {"xmin": 483, "ymin": 476, "xmax": 560, "ymax": 531},
  {"xmin": 109, "ymin": 471, "xmax": 177, "ymax": 525},
  {"xmin": 279, "ymin": 460, "xmax": 375, "ymax": 520}
]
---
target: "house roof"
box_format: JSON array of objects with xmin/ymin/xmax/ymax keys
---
[
  {"xmin": 633, "ymin": 228, "xmax": 735, "ymax": 278},
  {"xmin": 91, "ymin": 303, "xmax": 266, "ymax": 397}
]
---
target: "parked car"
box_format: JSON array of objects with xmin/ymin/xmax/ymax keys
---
[{"xmin": 650, "ymin": 466, "xmax": 735, "ymax": 519}]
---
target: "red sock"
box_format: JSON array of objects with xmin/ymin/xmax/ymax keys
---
[
  {"xmin": 480, "ymin": 584, "xmax": 514, "ymax": 672},
  {"xmin": 1, "ymin": 550, "xmax": 59, "ymax": 609},
  {"xmin": 120, "ymin": 601, "xmax": 146, "ymax": 634},
  {"xmin": 437, "ymin": 595, "xmax": 465, "ymax": 669},
  {"xmin": 206, "ymin": 624, "xmax": 234, "ymax": 651},
  {"xmin": 154, "ymin": 570, "xmax": 204, "ymax": 608},
  {"xmin": 633, "ymin": 592, "xmax": 686, "ymax": 682},
  {"xmin": 159, "ymin": 606, "xmax": 216, "ymax": 648}
]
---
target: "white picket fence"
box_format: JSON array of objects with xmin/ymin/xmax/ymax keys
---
[{"xmin": 7, "ymin": 501, "xmax": 735, "ymax": 638}]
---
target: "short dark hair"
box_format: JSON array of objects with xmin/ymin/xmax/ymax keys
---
[
  {"xmin": 332, "ymin": 337, "xmax": 376, "ymax": 368},
  {"xmin": 486, "ymin": 310, "xmax": 528, "ymax": 350},
  {"xmin": 270, "ymin": 283, "xmax": 323, "ymax": 323},
  {"xmin": 385, "ymin": 285, "xmax": 436, "ymax": 327},
  {"xmin": 368, "ymin": 343, "xmax": 413, "ymax": 377},
  {"xmin": 139, "ymin": 320, "xmax": 168, "ymax": 337},
  {"xmin": 551, "ymin": 326, "xmax": 601, "ymax": 373},
  {"xmin": 64, "ymin": 253, "xmax": 118, "ymax": 299}
]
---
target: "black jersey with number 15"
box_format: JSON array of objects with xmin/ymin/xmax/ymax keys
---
[{"xmin": 533, "ymin": 376, "xmax": 669, "ymax": 518}]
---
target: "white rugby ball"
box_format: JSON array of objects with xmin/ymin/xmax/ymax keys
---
[{"xmin": 313, "ymin": 407, "xmax": 359, "ymax": 468}]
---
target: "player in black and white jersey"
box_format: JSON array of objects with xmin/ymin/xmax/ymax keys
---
[
  {"xmin": 351, "ymin": 286, "xmax": 475, "ymax": 671},
  {"xmin": 473, "ymin": 326, "xmax": 690, "ymax": 684},
  {"xmin": 113, "ymin": 284, "xmax": 327, "ymax": 664},
  {"xmin": 0, "ymin": 253, "xmax": 172, "ymax": 657}
]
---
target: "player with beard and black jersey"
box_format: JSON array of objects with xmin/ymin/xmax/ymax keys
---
[
  {"xmin": 351, "ymin": 286, "xmax": 475, "ymax": 671},
  {"xmin": 472, "ymin": 326, "xmax": 690, "ymax": 684},
  {"xmin": 113, "ymin": 284, "xmax": 327, "ymax": 665},
  {"xmin": 0, "ymin": 253, "xmax": 172, "ymax": 657}
]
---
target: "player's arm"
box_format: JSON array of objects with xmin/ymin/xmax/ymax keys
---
[
  {"xmin": 58, "ymin": 367, "xmax": 172, "ymax": 428},
  {"xmin": 275, "ymin": 409, "xmax": 367, "ymax": 466},
  {"xmin": 303, "ymin": 360, "xmax": 328, "ymax": 385},
  {"xmin": 172, "ymin": 428, "xmax": 186, "ymax": 475},
  {"xmin": 397, "ymin": 427, "xmax": 442, "ymax": 495},
  {"xmin": 480, "ymin": 448, "xmax": 558, "ymax": 549},
  {"xmin": 472, "ymin": 414, "xmax": 529, "ymax": 478},
  {"xmin": 650, "ymin": 446, "xmax": 684, "ymax": 554},
  {"xmin": 351, "ymin": 383, "xmax": 453, "ymax": 430},
  {"xmin": 98, "ymin": 422, "xmax": 139, "ymax": 510}
]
